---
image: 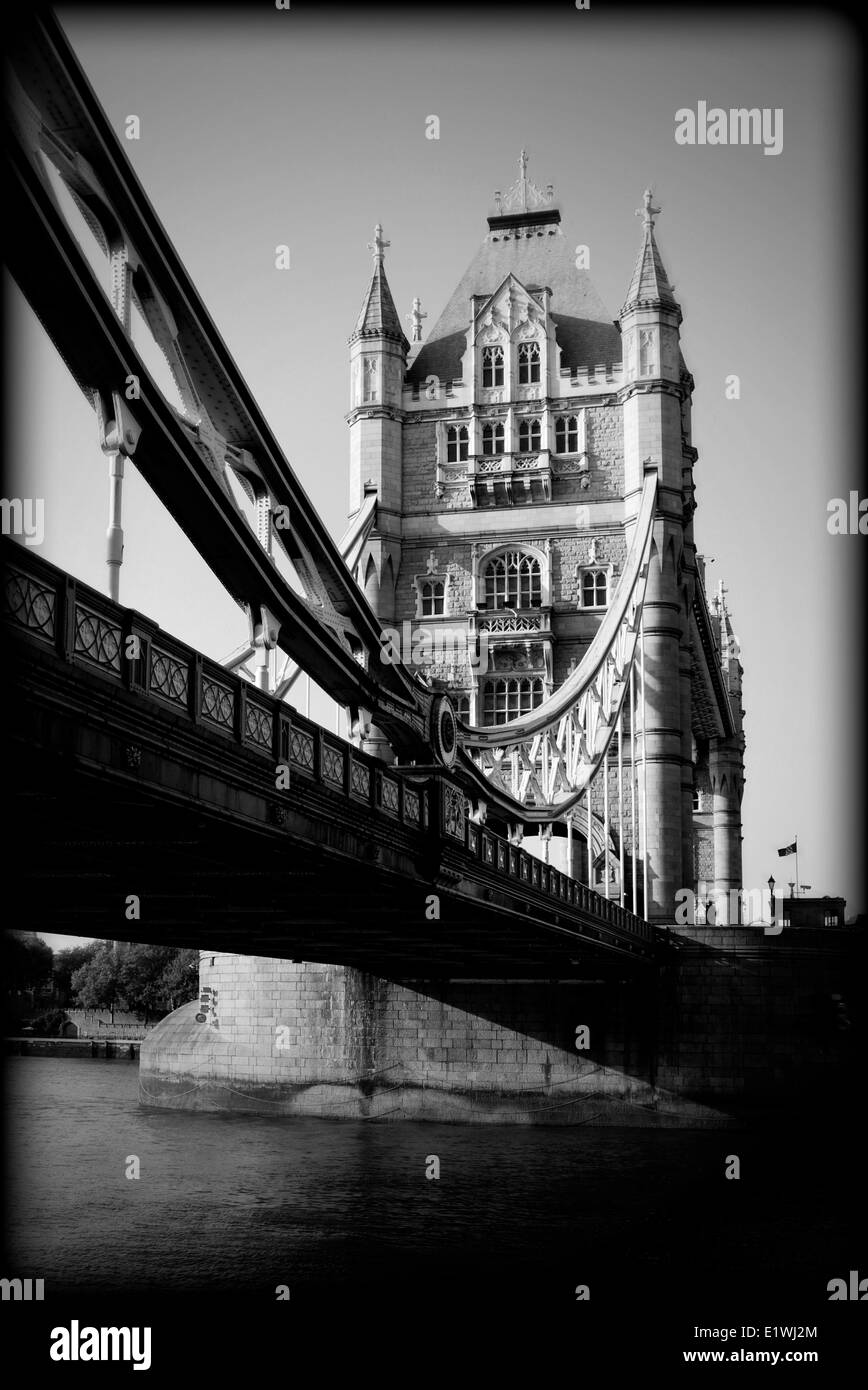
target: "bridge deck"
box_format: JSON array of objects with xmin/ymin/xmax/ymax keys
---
[{"xmin": 3, "ymin": 541, "xmax": 656, "ymax": 978}]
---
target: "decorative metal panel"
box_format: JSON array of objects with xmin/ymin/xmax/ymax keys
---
[
  {"xmin": 244, "ymin": 702, "xmax": 273, "ymax": 750},
  {"xmin": 380, "ymin": 775, "xmax": 399, "ymax": 815},
  {"xmin": 289, "ymin": 728, "xmax": 315, "ymax": 771},
  {"xmin": 4, "ymin": 570, "xmax": 56, "ymax": 640},
  {"xmin": 74, "ymin": 603, "xmax": 121, "ymax": 672},
  {"xmin": 443, "ymin": 783, "xmax": 466, "ymax": 841},
  {"xmin": 150, "ymin": 647, "xmax": 188, "ymax": 706},
  {"xmin": 350, "ymin": 760, "xmax": 371, "ymax": 799},
  {"xmin": 404, "ymin": 788, "xmax": 420, "ymax": 825},
  {"xmin": 201, "ymin": 676, "xmax": 234, "ymax": 729},
  {"xmin": 322, "ymin": 744, "xmax": 344, "ymax": 787}
]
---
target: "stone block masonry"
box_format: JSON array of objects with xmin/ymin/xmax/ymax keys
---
[{"xmin": 139, "ymin": 928, "xmax": 862, "ymax": 1126}]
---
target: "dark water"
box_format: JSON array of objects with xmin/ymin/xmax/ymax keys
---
[{"xmin": 2, "ymin": 1057, "xmax": 863, "ymax": 1334}]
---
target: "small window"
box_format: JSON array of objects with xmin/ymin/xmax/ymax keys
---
[
  {"xmin": 482, "ymin": 346, "xmax": 504, "ymax": 388},
  {"xmin": 517, "ymin": 417, "xmax": 541, "ymax": 452},
  {"xmin": 446, "ymin": 425, "xmax": 468, "ymax": 463},
  {"xmin": 363, "ymin": 356, "xmax": 378, "ymax": 402},
  {"xmin": 420, "ymin": 580, "xmax": 445, "ymax": 616},
  {"xmin": 824, "ymin": 912, "xmax": 837, "ymax": 927},
  {"xmin": 692, "ymin": 789, "xmax": 701, "ymax": 812},
  {"xmin": 555, "ymin": 415, "xmax": 579, "ymax": 454},
  {"xmin": 482, "ymin": 421, "xmax": 505, "ymax": 456},
  {"xmin": 483, "ymin": 676, "xmax": 544, "ymax": 725},
  {"xmin": 518, "ymin": 342, "xmax": 540, "ymax": 384},
  {"xmin": 582, "ymin": 570, "xmax": 608, "ymax": 608},
  {"xmin": 639, "ymin": 328, "xmax": 656, "ymax": 377},
  {"xmin": 454, "ymin": 694, "xmax": 471, "ymax": 721}
]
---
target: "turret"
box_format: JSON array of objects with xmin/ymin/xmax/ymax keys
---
[
  {"xmin": 709, "ymin": 581, "xmax": 746, "ymax": 917},
  {"xmin": 347, "ymin": 225, "xmax": 408, "ymax": 626},
  {"xmin": 619, "ymin": 192, "xmax": 689, "ymax": 920}
]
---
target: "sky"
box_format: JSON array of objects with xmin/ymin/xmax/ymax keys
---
[{"xmin": 5, "ymin": 2, "xmax": 864, "ymax": 941}]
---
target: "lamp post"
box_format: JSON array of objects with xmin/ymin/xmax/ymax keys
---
[{"xmin": 768, "ymin": 875, "xmax": 776, "ymax": 926}]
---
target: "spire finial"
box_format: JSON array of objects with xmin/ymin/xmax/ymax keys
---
[
  {"xmin": 492, "ymin": 151, "xmax": 553, "ymax": 217},
  {"xmin": 408, "ymin": 296, "xmax": 427, "ymax": 343},
  {"xmin": 635, "ymin": 188, "xmax": 661, "ymax": 230},
  {"xmin": 518, "ymin": 149, "xmax": 529, "ymax": 211},
  {"xmin": 367, "ymin": 223, "xmax": 390, "ymax": 265}
]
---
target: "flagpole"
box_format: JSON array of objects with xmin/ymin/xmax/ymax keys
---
[{"xmin": 795, "ymin": 836, "xmax": 799, "ymax": 895}]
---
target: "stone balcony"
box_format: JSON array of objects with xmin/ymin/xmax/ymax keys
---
[{"xmin": 468, "ymin": 452, "xmax": 553, "ymax": 505}]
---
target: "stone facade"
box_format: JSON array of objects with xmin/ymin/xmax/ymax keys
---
[{"xmin": 347, "ymin": 168, "xmax": 746, "ymax": 912}]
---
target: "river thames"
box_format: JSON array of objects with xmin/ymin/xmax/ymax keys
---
[{"xmin": 4, "ymin": 1054, "xmax": 861, "ymax": 1323}]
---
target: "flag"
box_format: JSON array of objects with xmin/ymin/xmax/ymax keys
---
[{"xmin": 778, "ymin": 841, "xmax": 797, "ymax": 857}]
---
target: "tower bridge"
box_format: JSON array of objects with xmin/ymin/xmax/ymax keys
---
[{"xmin": 5, "ymin": 13, "xmax": 855, "ymax": 1126}]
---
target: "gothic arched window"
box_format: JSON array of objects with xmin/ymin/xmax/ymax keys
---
[
  {"xmin": 555, "ymin": 415, "xmax": 579, "ymax": 454},
  {"xmin": 446, "ymin": 425, "xmax": 468, "ymax": 463},
  {"xmin": 483, "ymin": 551, "xmax": 542, "ymax": 609},
  {"xmin": 482, "ymin": 345, "xmax": 504, "ymax": 388},
  {"xmin": 483, "ymin": 676, "xmax": 544, "ymax": 725},
  {"xmin": 518, "ymin": 342, "xmax": 541, "ymax": 384},
  {"xmin": 518, "ymin": 417, "xmax": 542, "ymax": 453},
  {"xmin": 482, "ymin": 421, "xmax": 505, "ymax": 456},
  {"xmin": 582, "ymin": 570, "xmax": 608, "ymax": 608},
  {"xmin": 420, "ymin": 580, "xmax": 446, "ymax": 616}
]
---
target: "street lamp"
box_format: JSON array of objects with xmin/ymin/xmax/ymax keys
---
[{"xmin": 768, "ymin": 875, "xmax": 776, "ymax": 925}]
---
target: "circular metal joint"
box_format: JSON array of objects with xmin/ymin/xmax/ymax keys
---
[{"xmin": 431, "ymin": 694, "xmax": 458, "ymax": 769}]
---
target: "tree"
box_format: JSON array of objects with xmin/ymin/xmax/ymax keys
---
[
  {"xmin": 70, "ymin": 943, "xmax": 123, "ymax": 1017},
  {"xmin": 68, "ymin": 942, "xmax": 199, "ymax": 1020},
  {"xmin": 53, "ymin": 943, "xmax": 100, "ymax": 1003},
  {"xmin": 119, "ymin": 944, "xmax": 198, "ymax": 1018},
  {"xmin": 2, "ymin": 932, "xmax": 53, "ymax": 993},
  {"xmin": 158, "ymin": 948, "xmax": 199, "ymax": 1011}
]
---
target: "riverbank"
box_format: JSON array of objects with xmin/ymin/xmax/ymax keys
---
[{"xmin": 4, "ymin": 1037, "xmax": 140, "ymax": 1058}]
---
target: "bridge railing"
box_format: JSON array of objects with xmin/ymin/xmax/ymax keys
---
[
  {"xmin": 433, "ymin": 776, "xmax": 651, "ymax": 945},
  {"xmin": 3, "ymin": 539, "xmax": 652, "ymax": 951},
  {"xmin": 1, "ymin": 539, "xmax": 432, "ymax": 843}
]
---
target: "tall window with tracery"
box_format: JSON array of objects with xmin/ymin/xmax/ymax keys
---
[
  {"xmin": 517, "ymin": 341, "xmax": 540, "ymax": 384},
  {"xmin": 483, "ymin": 551, "xmax": 542, "ymax": 609},
  {"xmin": 482, "ymin": 345, "xmax": 504, "ymax": 388},
  {"xmin": 446, "ymin": 425, "xmax": 469, "ymax": 462},
  {"xmin": 517, "ymin": 417, "xmax": 541, "ymax": 452},
  {"xmin": 482, "ymin": 421, "xmax": 505, "ymax": 456},
  {"xmin": 483, "ymin": 676, "xmax": 544, "ymax": 725}
]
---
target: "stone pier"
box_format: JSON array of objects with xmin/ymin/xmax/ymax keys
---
[{"xmin": 140, "ymin": 930, "xmax": 860, "ymax": 1127}]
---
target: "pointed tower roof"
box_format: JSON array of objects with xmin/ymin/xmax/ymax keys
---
[
  {"xmin": 351, "ymin": 224, "xmax": 409, "ymax": 349},
  {"xmin": 621, "ymin": 189, "xmax": 679, "ymax": 316},
  {"xmin": 407, "ymin": 153, "xmax": 621, "ymax": 385}
]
